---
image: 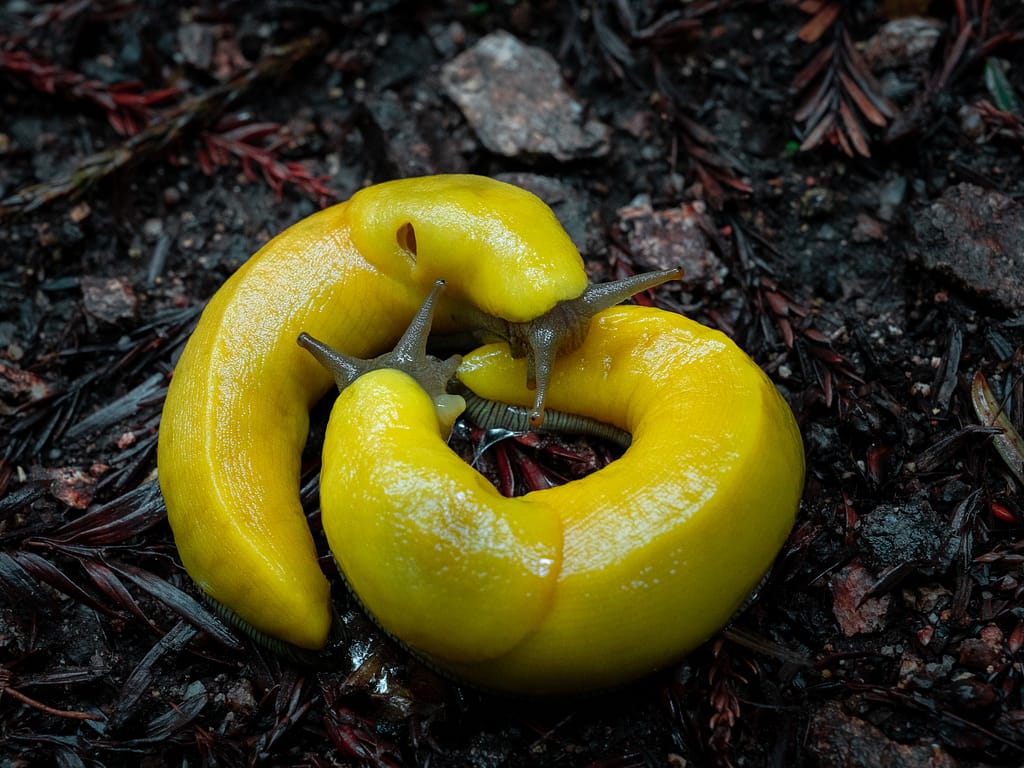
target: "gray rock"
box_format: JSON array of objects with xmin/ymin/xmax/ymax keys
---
[
  {"xmin": 614, "ymin": 198, "xmax": 725, "ymax": 292},
  {"xmin": 81, "ymin": 276, "xmax": 137, "ymax": 325},
  {"xmin": 808, "ymin": 701, "xmax": 959, "ymax": 768},
  {"xmin": 857, "ymin": 497, "xmax": 957, "ymax": 574},
  {"xmin": 863, "ymin": 17, "xmax": 945, "ymax": 71},
  {"xmin": 441, "ymin": 31, "xmax": 610, "ymax": 162},
  {"xmin": 912, "ymin": 183, "xmax": 1024, "ymax": 312}
]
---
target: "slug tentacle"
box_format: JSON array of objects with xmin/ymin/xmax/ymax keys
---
[
  {"xmin": 299, "ymin": 280, "xmax": 466, "ymax": 434},
  {"xmin": 293, "ymin": 335, "xmax": 364, "ymax": 390},
  {"xmin": 468, "ymin": 267, "xmax": 683, "ymax": 426}
]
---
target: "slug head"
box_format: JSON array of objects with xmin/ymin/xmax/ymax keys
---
[
  {"xmin": 298, "ymin": 280, "xmax": 466, "ymax": 435},
  {"xmin": 346, "ymin": 175, "xmax": 590, "ymax": 323},
  {"xmin": 346, "ymin": 176, "xmax": 681, "ymax": 427},
  {"xmin": 467, "ymin": 267, "xmax": 683, "ymax": 427}
]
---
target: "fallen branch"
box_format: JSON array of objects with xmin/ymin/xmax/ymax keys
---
[{"xmin": 0, "ymin": 31, "xmax": 328, "ymax": 219}]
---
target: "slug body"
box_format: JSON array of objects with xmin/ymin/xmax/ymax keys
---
[
  {"xmin": 158, "ymin": 176, "xmax": 590, "ymax": 650},
  {"xmin": 319, "ymin": 306, "xmax": 805, "ymax": 694}
]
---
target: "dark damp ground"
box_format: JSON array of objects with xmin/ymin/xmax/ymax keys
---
[{"xmin": 2, "ymin": 2, "xmax": 1024, "ymax": 766}]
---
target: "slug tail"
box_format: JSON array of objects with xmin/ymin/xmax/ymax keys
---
[{"xmin": 203, "ymin": 594, "xmax": 344, "ymax": 668}]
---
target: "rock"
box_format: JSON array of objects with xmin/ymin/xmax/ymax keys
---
[
  {"xmin": 0, "ymin": 360, "xmax": 57, "ymax": 407},
  {"xmin": 614, "ymin": 198, "xmax": 725, "ymax": 291},
  {"xmin": 177, "ymin": 23, "xmax": 217, "ymax": 72},
  {"xmin": 863, "ymin": 17, "xmax": 945, "ymax": 71},
  {"xmin": 958, "ymin": 625, "xmax": 1007, "ymax": 673},
  {"xmin": 851, "ymin": 213, "xmax": 886, "ymax": 243},
  {"xmin": 176, "ymin": 22, "xmax": 248, "ymax": 81},
  {"xmin": 877, "ymin": 176, "xmax": 908, "ymax": 222},
  {"xmin": 950, "ymin": 677, "xmax": 999, "ymax": 714},
  {"xmin": 958, "ymin": 104, "xmax": 986, "ymax": 141},
  {"xmin": 897, "ymin": 650, "xmax": 954, "ymax": 691},
  {"xmin": 830, "ymin": 560, "xmax": 891, "ymax": 636},
  {"xmin": 221, "ymin": 679, "xmax": 256, "ymax": 714},
  {"xmin": 440, "ymin": 31, "xmax": 610, "ymax": 162},
  {"xmin": 857, "ymin": 497, "xmax": 957, "ymax": 575},
  {"xmin": 142, "ymin": 217, "xmax": 163, "ymax": 242},
  {"xmin": 909, "ymin": 584, "xmax": 952, "ymax": 615},
  {"xmin": 911, "ymin": 183, "xmax": 1024, "ymax": 312},
  {"xmin": 81, "ymin": 275, "xmax": 137, "ymax": 325},
  {"xmin": 808, "ymin": 701, "xmax": 959, "ymax": 768},
  {"xmin": 804, "ymin": 422, "xmax": 841, "ymax": 463},
  {"xmin": 30, "ymin": 465, "xmax": 101, "ymax": 509}
]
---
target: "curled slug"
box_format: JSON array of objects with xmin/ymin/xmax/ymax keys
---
[
  {"xmin": 315, "ymin": 305, "xmax": 805, "ymax": 695},
  {"xmin": 158, "ymin": 174, "xmax": 677, "ymax": 651}
]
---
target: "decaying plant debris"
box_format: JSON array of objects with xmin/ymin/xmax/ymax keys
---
[{"xmin": 2, "ymin": 1, "xmax": 1024, "ymax": 766}]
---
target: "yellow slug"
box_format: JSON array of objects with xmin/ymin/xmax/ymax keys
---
[
  {"xmin": 158, "ymin": 174, "xmax": 675, "ymax": 651},
  {"xmin": 316, "ymin": 305, "xmax": 805, "ymax": 695}
]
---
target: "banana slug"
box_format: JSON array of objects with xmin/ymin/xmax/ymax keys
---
[
  {"xmin": 158, "ymin": 174, "xmax": 677, "ymax": 652},
  {"xmin": 313, "ymin": 304, "xmax": 806, "ymax": 695}
]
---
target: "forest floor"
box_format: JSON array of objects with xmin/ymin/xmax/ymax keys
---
[{"xmin": 2, "ymin": 1, "xmax": 1024, "ymax": 767}]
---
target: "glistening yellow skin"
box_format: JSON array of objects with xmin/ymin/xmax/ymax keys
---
[
  {"xmin": 319, "ymin": 306, "xmax": 805, "ymax": 694},
  {"xmin": 158, "ymin": 175, "xmax": 593, "ymax": 650}
]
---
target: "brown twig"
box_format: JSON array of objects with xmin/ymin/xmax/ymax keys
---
[
  {"xmin": 0, "ymin": 669, "xmax": 102, "ymax": 721},
  {"xmin": 199, "ymin": 115, "xmax": 334, "ymax": 206},
  {"xmin": 0, "ymin": 31, "xmax": 329, "ymax": 219},
  {"xmin": 792, "ymin": 5, "xmax": 896, "ymax": 157},
  {"xmin": 0, "ymin": 49, "xmax": 182, "ymax": 135}
]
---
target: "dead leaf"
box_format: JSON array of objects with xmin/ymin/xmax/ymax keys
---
[{"xmin": 971, "ymin": 371, "xmax": 1024, "ymax": 487}]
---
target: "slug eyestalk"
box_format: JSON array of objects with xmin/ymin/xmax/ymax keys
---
[
  {"xmin": 299, "ymin": 280, "xmax": 467, "ymax": 434},
  {"xmin": 467, "ymin": 267, "xmax": 683, "ymax": 426}
]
